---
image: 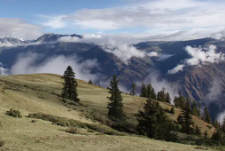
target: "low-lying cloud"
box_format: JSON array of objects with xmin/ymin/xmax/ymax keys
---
[
  {"xmin": 168, "ymin": 45, "xmax": 225, "ymax": 74},
  {"xmin": 10, "ymin": 53, "xmax": 101, "ymax": 82},
  {"xmin": 59, "ymin": 35, "xmax": 160, "ymax": 63}
]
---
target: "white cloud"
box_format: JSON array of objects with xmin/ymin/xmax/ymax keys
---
[
  {"xmin": 168, "ymin": 64, "xmax": 185, "ymax": 74},
  {"xmin": 39, "ymin": 0, "xmax": 225, "ymax": 40},
  {"xmin": 168, "ymin": 45, "xmax": 225, "ymax": 74},
  {"xmin": 42, "ymin": 15, "xmax": 67, "ymax": 29},
  {"xmin": 0, "ymin": 18, "xmax": 43, "ymax": 40},
  {"xmin": 10, "ymin": 53, "xmax": 100, "ymax": 82}
]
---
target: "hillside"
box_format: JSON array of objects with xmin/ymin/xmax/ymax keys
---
[{"xmin": 0, "ymin": 73, "xmax": 216, "ymax": 151}]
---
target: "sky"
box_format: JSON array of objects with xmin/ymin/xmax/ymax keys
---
[{"xmin": 1, "ymin": 0, "xmax": 225, "ymax": 40}]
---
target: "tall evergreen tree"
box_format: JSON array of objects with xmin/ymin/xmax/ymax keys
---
[
  {"xmin": 204, "ymin": 130, "xmax": 208, "ymax": 139},
  {"xmin": 213, "ymin": 119, "xmax": 220, "ymax": 130},
  {"xmin": 107, "ymin": 75, "xmax": 126, "ymax": 120},
  {"xmin": 171, "ymin": 106, "xmax": 175, "ymax": 114},
  {"xmin": 151, "ymin": 88, "xmax": 157, "ymax": 100},
  {"xmin": 191, "ymin": 100, "xmax": 199, "ymax": 116},
  {"xmin": 221, "ymin": 117, "xmax": 225, "ymax": 133},
  {"xmin": 140, "ymin": 83, "xmax": 147, "ymax": 98},
  {"xmin": 174, "ymin": 91, "xmax": 186, "ymax": 109},
  {"xmin": 165, "ymin": 93, "xmax": 171, "ymax": 104},
  {"xmin": 204, "ymin": 107, "xmax": 212, "ymax": 124},
  {"xmin": 88, "ymin": 79, "xmax": 93, "ymax": 84},
  {"xmin": 61, "ymin": 66, "xmax": 79, "ymax": 103},
  {"xmin": 130, "ymin": 83, "xmax": 136, "ymax": 96},
  {"xmin": 146, "ymin": 84, "xmax": 153, "ymax": 98},
  {"xmin": 177, "ymin": 96, "xmax": 194, "ymax": 134},
  {"xmin": 137, "ymin": 98, "xmax": 177, "ymax": 141},
  {"xmin": 157, "ymin": 87, "xmax": 166, "ymax": 102},
  {"xmin": 195, "ymin": 125, "xmax": 201, "ymax": 136},
  {"xmin": 212, "ymin": 130, "xmax": 222, "ymax": 142},
  {"xmin": 197, "ymin": 102, "xmax": 201, "ymax": 117}
]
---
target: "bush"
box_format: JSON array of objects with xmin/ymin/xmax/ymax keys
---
[
  {"xmin": 66, "ymin": 127, "xmax": 79, "ymax": 134},
  {"xmin": 6, "ymin": 109, "xmax": 22, "ymax": 118},
  {"xmin": 0, "ymin": 140, "xmax": 4, "ymax": 147},
  {"xmin": 28, "ymin": 113, "xmax": 124, "ymax": 136}
]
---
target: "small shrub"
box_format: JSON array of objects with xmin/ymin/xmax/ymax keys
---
[
  {"xmin": 66, "ymin": 127, "xmax": 79, "ymax": 134},
  {"xmin": 31, "ymin": 120, "xmax": 37, "ymax": 123},
  {"xmin": 206, "ymin": 125, "xmax": 212, "ymax": 129},
  {"xmin": 6, "ymin": 109, "xmax": 22, "ymax": 118},
  {"xmin": 0, "ymin": 140, "xmax": 4, "ymax": 147}
]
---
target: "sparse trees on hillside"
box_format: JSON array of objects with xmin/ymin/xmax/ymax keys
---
[
  {"xmin": 130, "ymin": 83, "xmax": 136, "ymax": 96},
  {"xmin": 203, "ymin": 107, "xmax": 212, "ymax": 124},
  {"xmin": 177, "ymin": 96, "xmax": 194, "ymax": 134},
  {"xmin": 195, "ymin": 125, "xmax": 201, "ymax": 136},
  {"xmin": 140, "ymin": 83, "xmax": 147, "ymax": 98},
  {"xmin": 107, "ymin": 75, "xmax": 126, "ymax": 120},
  {"xmin": 137, "ymin": 98, "xmax": 177, "ymax": 141},
  {"xmin": 174, "ymin": 92, "xmax": 186, "ymax": 109},
  {"xmin": 61, "ymin": 66, "xmax": 79, "ymax": 103},
  {"xmin": 157, "ymin": 87, "xmax": 166, "ymax": 102},
  {"xmin": 165, "ymin": 93, "xmax": 171, "ymax": 104}
]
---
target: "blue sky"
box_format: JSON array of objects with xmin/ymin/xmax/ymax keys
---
[{"xmin": 0, "ymin": 0, "xmax": 225, "ymax": 40}]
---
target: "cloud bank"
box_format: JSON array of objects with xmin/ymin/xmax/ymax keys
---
[
  {"xmin": 168, "ymin": 45, "xmax": 225, "ymax": 74},
  {"xmin": 10, "ymin": 53, "xmax": 100, "ymax": 82},
  {"xmin": 0, "ymin": 18, "xmax": 43, "ymax": 40}
]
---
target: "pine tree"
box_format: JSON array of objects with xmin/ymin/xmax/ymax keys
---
[
  {"xmin": 61, "ymin": 66, "xmax": 79, "ymax": 103},
  {"xmin": 151, "ymin": 88, "xmax": 157, "ymax": 100},
  {"xmin": 213, "ymin": 119, "xmax": 220, "ymax": 130},
  {"xmin": 191, "ymin": 100, "xmax": 199, "ymax": 116},
  {"xmin": 107, "ymin": 75, "xmax": 126, "ymax": 120},
  {"xmin": 130, "ymin": 83, "xmax": 136, "ymax": 96},
  {"xmin": 146, "ymin": 84, "xmax": 152, "ymax": 98},
  {"xmin": 212, "ymin": 130, "xmax": 222, "ymax": 142},
  {"xmin": 204, "ymin": 107, "xmax": 212, "ymax": 124},
  {"xmin": 174, "ymin": 91, "xmax": 186, "ymax": 109},
  {"xmin": 137, "ymin": 98, "xmax": 177, "ymax": 141},
  {"xmin": 157, "ymin": 87, "xmax": 166, "ymax": 102},
  {"xmin": 197, "ymin": 102, "xmax": 201, "ymax": 117},
  {"xmin": 204, "ymin": 130, "xmax": 208, "ymax": 139},
  {"xmin": 140, "ymin": 83, "xmax": 147, "ymax": 98},
  {"xmin": 195, "ymin": 125, "xmax": 201, "ymax": 136},
  {"xmin": 165, "ymin": 93, "xmax": 171, "ymax": 104},
  {"xmin": 177, "ymin": 96, "xmax": 194, "ymax": 134},
  {"xmin": 171, "ymin": 106, "xmax": 175, "ymax": 114},
  {"xmin": 88, "ymin": 79, "xmax": 93, "ymax": 84},
  {"xmin": 221, "ymin": 117, "xmax": 225, "ymax": 133}
]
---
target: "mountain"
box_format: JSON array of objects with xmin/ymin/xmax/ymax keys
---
[{"xmin": 0, "ymin": 34, "xmax": 225, "ymax": 118}]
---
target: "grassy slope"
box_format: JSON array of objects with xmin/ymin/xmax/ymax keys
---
[{"xmin": 0, "ymin": 73, "xmax": 215, "ymax": 151}]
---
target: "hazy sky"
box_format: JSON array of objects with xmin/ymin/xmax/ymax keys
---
[{"xmin": 1, "ymin": 0, "xmax": 225, "ymax": 40}]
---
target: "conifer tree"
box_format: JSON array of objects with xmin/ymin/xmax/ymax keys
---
[
  {"xmin": 174, "ymin": 91, "xmax": 186, "ymax": 109},
  {"xmin": 177, "ymin": 96, "xmax": 194, "ymax": 134},
  {"xmin": 151, "ymin": 88, "xmax": 157, "ymax": 100},
  {"xmin": 212, "ymin": 130, "xmax": 222, "ymax": 142},
  {"xmin": 146, "ymin": 84, "xmax": 152, "ymax": 98},
  {"xmin": 157, "ymin": 87, "xmax": 166, "ymax": 102},
  {"xmin": 165, "ymin": 93, "xmax": 171, "ymax": 104},
  {"xmin": 88, "ymin": 79, "xmax": 93, "ymax": 84},
  {"xmin": 221, "ymin": 117, "xmax": 225, "ymax": 133},
  {"xmin": 204, "ymin": 130, "xmax": 208, "ymax": 139},
  {"xmin": 191, "ymin": 100, "xmax": 199, "ymax": 116},
  {"xmin": 107, "ymin": 75, "xmax": 126, "ymax": 120},
  {"xmin": 130, "ymin": 83, "xmax": 136, "ymax": 96},
  {"xmin": 195, "ymin": 125, "xmax": 201, "ymax": 136},
  {"xmin": 137, "ymin": 98, "xmax": 177, "ymax": 141},
  {"xmin": 204, "ymin": 107, "xmax": 212, "ymax": 124},
  {"xmin": 213, "ymin": 119, "xmax": 220, "ymax": 130},
  {"xmin": 197, "ymin": 102, "xmax": 201, "ymax": 117},
  {"xmin": 140, "ymin": 83, "xmax": 147, "ymax": 98},
  {"xmin": 61, "ymin": 66, "xmax": 79, "ymax": 103},
  {"xmin": 171, "ymin": 106, "xmax": 175, "ymax": 114}
]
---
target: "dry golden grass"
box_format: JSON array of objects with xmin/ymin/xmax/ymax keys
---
[{"xmin": 0, "ymin": 73, "xmax": 216, "ymax": 151}]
